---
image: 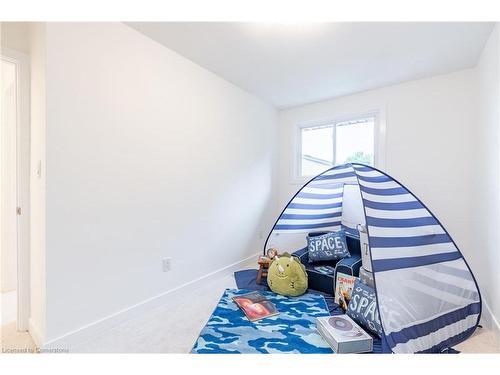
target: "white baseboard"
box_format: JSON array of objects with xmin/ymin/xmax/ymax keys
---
[
  {"xmin": 481, "ymin": 298, "xmax": 500, "ymax": 338},
  {"xmin": 29, "ymin": 318, "xmax": 43, "ymax": 348},
  {"xmin": 42, "ymin": 251, "xmax": 259, "ymax": 350}
]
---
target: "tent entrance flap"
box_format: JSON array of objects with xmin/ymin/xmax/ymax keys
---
[{"xmin": 263, "ymin": 163, "xmax": 481, "ymax": 354}]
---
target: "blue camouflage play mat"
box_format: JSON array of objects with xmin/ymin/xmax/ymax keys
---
[{"xmin": 191, "ymin": 289, "xmax": 333, "ymax": 354}]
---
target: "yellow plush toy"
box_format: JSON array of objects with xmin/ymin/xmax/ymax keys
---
[{"xmin": 267, "ymin": 253, "xmax": 308, "ymax": 297}]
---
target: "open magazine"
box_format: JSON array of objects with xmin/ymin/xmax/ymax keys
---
[{"xmin": 232, "ymin": 291, "xmax": 279, "ymax": 322}]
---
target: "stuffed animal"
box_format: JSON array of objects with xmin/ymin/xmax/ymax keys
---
[{"xmin": 267, "ymin": 253, "xmax": 308, "ymax": 297}]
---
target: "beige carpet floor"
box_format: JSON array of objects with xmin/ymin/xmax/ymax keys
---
[
  {"xmin": 1, "ymin": 269, "xmax": 498, "ymax": 354},
  {"xmin": 1, "ymin": 322, "xmax": 37, "ymax": 354}
]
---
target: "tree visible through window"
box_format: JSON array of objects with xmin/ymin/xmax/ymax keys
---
[{"xmin": 300, "ymin": 116, "xmax": 375, "ymax": 177}]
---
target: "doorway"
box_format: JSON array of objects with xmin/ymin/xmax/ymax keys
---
[{"xmin": 1, "ymin": 47, "xmax": 30, "ymax": 338}]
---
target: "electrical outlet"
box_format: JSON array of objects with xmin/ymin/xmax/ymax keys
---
[
  {"xmin": 258, "ymin": 230, "xmax": 264, "ymax": 239},
  {"xmin": 162, "ymin": 257, "xmax": 172, "ymax": 272}
]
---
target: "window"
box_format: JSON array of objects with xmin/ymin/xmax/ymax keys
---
[{"xmin": 298, "ymin": 115, "xmax": 377, "ymax": 178}]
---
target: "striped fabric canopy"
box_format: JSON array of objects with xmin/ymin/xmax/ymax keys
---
[
  {"xmin": 272, "ymin": 165, "xmax": 358, "ymax": 233},
  {"xmin": 264, "ymin": 163, "xmax": 481, "ymax": 353}
]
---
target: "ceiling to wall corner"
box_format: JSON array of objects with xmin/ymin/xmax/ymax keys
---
[{"xmin": 126, "ymin": 22, "xmax": 494, "ymax": 109}]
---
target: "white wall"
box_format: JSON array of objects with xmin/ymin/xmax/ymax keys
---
[
  {"xmin": 474, "ymin": 25, "xmax": 500, "ymax": 334},
  {"xmin": 42, "ymin": 23, "xmax": 277, "ymax": 342},
  {"xmin": 1, "ymin": 22, "xmax": 31, "ymax": 55},
  {"xmin": 278, "ymin": 69, "xmax": 481, "ymax": 302}
]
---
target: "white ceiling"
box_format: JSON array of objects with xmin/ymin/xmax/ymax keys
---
[{"xmin": 127, "ymin": 22, "xmax": 494, "ymax": 109}]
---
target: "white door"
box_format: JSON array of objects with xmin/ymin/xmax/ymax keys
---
[{"xmin": 1, "ymin": 48, "xmax": 30, "ymax": 331}]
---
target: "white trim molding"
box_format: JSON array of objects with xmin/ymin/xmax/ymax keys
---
[{"xmin": 28, "ymin": 318, "xmax": 43, "ymax": 348}]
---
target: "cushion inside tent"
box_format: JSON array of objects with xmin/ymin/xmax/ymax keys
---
[{"xmin": 263, "ymin": 163, "xmax": 481, "ymax": 353}]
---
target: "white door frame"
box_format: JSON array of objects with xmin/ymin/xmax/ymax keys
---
[{"xmin": 1, "ymin": 47, "xmax": 30, "ymax": 331}]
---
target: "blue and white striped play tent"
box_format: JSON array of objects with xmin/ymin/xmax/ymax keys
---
[{"xmin": 264, "ymin": 163, "xmax": 481, "ymax": 353}]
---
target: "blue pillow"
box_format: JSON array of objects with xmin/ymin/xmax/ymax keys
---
[
  {"xmin": 307, "ymin": 231, "xmax": 350, "ymax": 263},
  {"xmin": 347, "ymin": 279, "xmax": 383, "ymax": 337}
]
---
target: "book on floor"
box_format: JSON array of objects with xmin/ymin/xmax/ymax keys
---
[
  {"xmin": 316, "ymin": 315, "xmax": 373, "ymax": 353},
  {"xmin": 335, "ymin": 272, "xmax": 357, "ymax": 311},
  {"xmin": 232, "ymin": 291, "xmax": 279, "ymax": 322}
]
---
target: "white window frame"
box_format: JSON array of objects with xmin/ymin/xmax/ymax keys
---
[{"xmin": 292, "ymin": 109, "xmax": 386, "ymax": 184}]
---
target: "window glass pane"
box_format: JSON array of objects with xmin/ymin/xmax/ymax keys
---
[
  {"xmin": 301, "ymin": 125, "xmax": 334, "ymax": 176},
  {"xmin": 335, "ymin": 117, "xmax": 374, "ymax": 166}
]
